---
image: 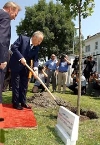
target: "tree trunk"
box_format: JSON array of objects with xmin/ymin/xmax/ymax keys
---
[{"xmin": 77, "ymin": 0, "xmax": 82, "ymax": 116}]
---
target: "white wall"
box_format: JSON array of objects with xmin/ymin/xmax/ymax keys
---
[
  {"xmin": 67, "ymin": 55, "xmax": 75, "ymax": 86},
  {"xmin": 83, "ymin": 33, "xmax": 100, "ymax": 72}
]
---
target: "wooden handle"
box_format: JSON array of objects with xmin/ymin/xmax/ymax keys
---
[{"xmin": 25, "ymin": 63, "xmax": 56, "ymax": 101}]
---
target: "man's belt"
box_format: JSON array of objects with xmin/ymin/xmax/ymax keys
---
[
  {"xmin": 59, "ymin": 71, "xmax": 67, "ymax": 73},
  {"xmin": 48, "ymin": 69, "xmax": 55, "ymax": 71}
]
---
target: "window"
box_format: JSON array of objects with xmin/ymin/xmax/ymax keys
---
[
  {"xmin": 95, "ymin": 41, "xmax": 98, "ymax": 49},
  {"xmin": 85, "ymin": 45, "xmax": 90, "ymax": 52}
]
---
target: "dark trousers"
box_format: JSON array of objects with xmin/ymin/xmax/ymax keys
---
[
  {"xmin": 0, "ymin": 69, "xmax": 4, "ymax": 103},
  {"xmin": 11, "ymin": 67, "xmax": 29, "ymax": 106},
  {"xmin": 68, "ymin": 84, "xmax": 86, "ymax": 95},
  {"xmin": 46, "ymin": 69, "xmax": 56, "ymax": 91},
  {"xmin": 83, "ymin": 70, "xmax": 91, "ymax": 82},
  {"xmin": 38, "ymin": 84, "xmax": 45, "ymax": 92},
  {"xmin": 68, "ymin": 84, "xmax": 78, "ymax": 94},
  {"xmin": 2, "ymin": 71, "xmax": 12, "ymax": 91}
]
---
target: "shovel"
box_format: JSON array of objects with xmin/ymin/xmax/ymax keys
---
[{"xmin": 25, "ymin": 63, "xmax": 59, "ymax": 103}]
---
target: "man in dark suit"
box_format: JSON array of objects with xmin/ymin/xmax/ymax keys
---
[
  {"xmin": 9, "ymin": 31, "xmax": 44, "ymax": 110},
  {"xmin": 0, "ymin": 2, "xmax": 21, "ymax": 121},
  {"xmin": 83, "ymin": 55, "xmax": 95, "ymax": 82}
]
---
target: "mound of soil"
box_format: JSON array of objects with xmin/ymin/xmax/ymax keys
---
[{"xmin": 27, "ymin": 92, "xmax": 99, "ymax": 121}]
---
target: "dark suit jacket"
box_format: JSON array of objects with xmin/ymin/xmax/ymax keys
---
[
  {"xmin": 0, "ymin": 9, "xmax": 11, "ymax": 63},
  {"xmin": 9, "ymin": 35, "xmax": 40, "ymax": 72}
]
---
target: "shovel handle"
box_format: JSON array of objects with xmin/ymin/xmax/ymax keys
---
[{"xmin": 25, "ymin": 63, "xmax": 56, "ymax": 101}]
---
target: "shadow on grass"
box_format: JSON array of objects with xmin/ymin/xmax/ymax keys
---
[
  {"xmin": 34, "ymin": 111, "xmax": 58, "ymax": 120},
  {"xmin": 0, "ymin": 129, "xmax": 10, "ymax": 144},
  {"xmin": 2, "ymin": 92, "xmax": 12, "ymax": 104},
  {"xmin": 47, "ymin": 126, "xmax": 64, "ymax": 145},
  {"xmin": 55, "ymin": 90, "xmax": 75, "ymax": 95},
  {"xmin": 49, "ymin": 114, "xmax": 57, "ymax": 119},
  {"xmin": 0, "ymin": 129, "xmax": 5, "ymax": 144},
  {"xmin": 86, "ymin": 89, "xmax": 100, "ymax": 99},
  {"xmin": 64, "ymin": 90, "xmax": 74, "ymax": 95}
]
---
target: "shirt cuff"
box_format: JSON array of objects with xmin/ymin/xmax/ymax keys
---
[{"xmin": 34, "ymin": 67, "xmax": 38, "ymax": 71}]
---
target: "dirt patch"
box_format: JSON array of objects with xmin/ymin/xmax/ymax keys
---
[{"xmin": 27, "ymin": 92, "xmax": 99, "ymax": 121}]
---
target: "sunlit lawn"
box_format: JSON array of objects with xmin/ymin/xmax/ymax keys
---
[{"xmin": 1, "ymin": 83, "xmax": 100, "ymax": 145}]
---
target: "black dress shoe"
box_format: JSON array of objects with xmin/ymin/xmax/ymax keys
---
[
  {"xmin": 13, "ymin": 104, "xmax": 23, "ymax": 110},
  {"xmin": 0, "ymin": 117, "xmax": 4, "ymax": 121},
  {"xmin": 21, "ymin": 103, "xmax": 31, "ymax": 109}
]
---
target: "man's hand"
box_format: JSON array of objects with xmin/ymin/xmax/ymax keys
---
[
  {"xmin": 0, "ymin": 62, "xmax": 7, "ymax": 70},
  {"xmin": 20, "ymin": 58, "xmax": 26, "ymax": 65}
]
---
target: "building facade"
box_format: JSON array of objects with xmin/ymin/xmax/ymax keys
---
[{"xmin": 83, "ymin": 33, "xmax": 100, "ymax": 73}]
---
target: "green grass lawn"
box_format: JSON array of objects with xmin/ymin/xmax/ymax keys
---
[{"xmin": 1, "ymin": 83, "xmax": 100, "ymax": 145}]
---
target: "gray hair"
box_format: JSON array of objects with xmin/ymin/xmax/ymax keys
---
[
  {"xmin": 3, "ymin": 1, "xmax": 21, "ymax": 11},
  {"xmin": 32, "ymin": 31, "xmax": 44, "ymax": 39}
]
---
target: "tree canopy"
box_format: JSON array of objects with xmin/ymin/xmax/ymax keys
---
[
  {"xmin": 58, "ymin": 0, "xmax": 95, "ymax": 18},
  {"xmin": 16, "ymin": 0, "xmax": 75, "ymax": 59}
]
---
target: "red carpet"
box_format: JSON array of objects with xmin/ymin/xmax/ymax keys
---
[{"xmin": 0, "ymin": 104, "xmax": 37, "ymax": 129}]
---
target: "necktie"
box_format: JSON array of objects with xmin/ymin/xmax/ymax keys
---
[
  {"xmin": 30, "ymin": 44, "xmax": 33, "ymax": 49},
  {"xmin": 28, "ymin": 45, "xmax": 35, "ymax": 59}
]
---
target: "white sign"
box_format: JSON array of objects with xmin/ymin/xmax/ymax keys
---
[{"xmin": 55, "ymin": 106, "xmax": 79, "ymax": 145}]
